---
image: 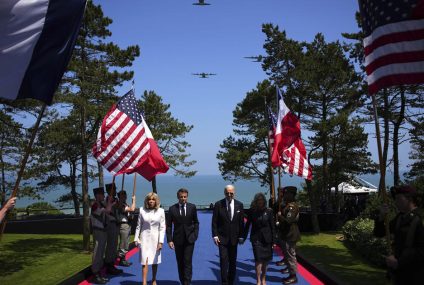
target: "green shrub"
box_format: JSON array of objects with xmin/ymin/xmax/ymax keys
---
[{"xmin": 342, "ymin": 217, "xmax": 388, "ymax": 267}]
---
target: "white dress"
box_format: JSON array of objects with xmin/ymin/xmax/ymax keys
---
[{"xmin": 134, "ymin": 207, "xmax": 166, "ymax": 265}]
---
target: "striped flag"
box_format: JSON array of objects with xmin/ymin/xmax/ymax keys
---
[
  {"xmin": 358, "ymin": 0, "xmax": 424, "ymax": 95},
  {"xmin": 0, "ymin": 0, "xmax": 86, "ymax": 104},
  {"xmin": 271, "ymin": 87, "xmax": 301, "ymax": 168},
  {"xmin": 267, "ymin": 106, "xmax": 277, "ymax": 154},
  {"xmin": 92, "ymin": 89, "xmax": 168, "ymax": 179},
  {"xmin": 281, "ymin": 138, "xmax": 313, "ymax": 181}
]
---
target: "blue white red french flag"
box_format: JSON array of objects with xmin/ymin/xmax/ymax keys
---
[{"xmin": 0, "ymin": 0, "xmax": 86, "ymax": 105}]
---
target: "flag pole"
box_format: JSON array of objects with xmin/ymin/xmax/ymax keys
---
[
  {"xmin": 371, "ymin": 94, "xmax": 391, "ymax": 253},
  {"xmin": 132, "ymin": 173, "xmax": 137, "ymax": 198},
  {"xmin": 0, "ymin": 103, "xmax": 47, "ymax": 240},
  {"xmin": 265, "ymin": 96, "xmax": 276, "ymax": 205},
  {"xmin": 121, "ymin": 174, "xmax": 125, "ymax": 191}
]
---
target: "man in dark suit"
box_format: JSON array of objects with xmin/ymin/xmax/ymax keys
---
[
  {"xmin": 212, "ymin": 185, "xmax": 245, "ymax": 285},
  {"xmin": 166, "ymin": 188, "xmax": 200, "ymax": 285}
]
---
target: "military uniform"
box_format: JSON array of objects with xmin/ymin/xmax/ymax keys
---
[
  {"xmin": 117, "ymin": 191, "xmax": 133, "ymax": 267},
  {"xmin": 374, "ymin": 186, "xmax": 424, "ymax": 285},
  {"xmin": 104, "ymin": 183, "xmax": 123, "ymax": 275},
  {"xmin": 90, "ymin": 187, "xmax": 108, "ymax": 284},
  {"xmin": 277, "ymin": 186, "xmax": 300, "ymax": 285}
]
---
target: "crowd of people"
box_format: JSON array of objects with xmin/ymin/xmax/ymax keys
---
[{"xmin": 88, "ymin": 183, "xmax": 301, "ymax": 285}]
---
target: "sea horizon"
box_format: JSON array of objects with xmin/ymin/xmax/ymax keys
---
[{"xmin": 14, "ymin": 172, "xmax": 401, "ymax": 212}]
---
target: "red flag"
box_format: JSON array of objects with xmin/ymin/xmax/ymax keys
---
[
  {"xmin": 271, "ymin": 88, "xmax": 301, "ymax": 167},
  {"xmin": 137, "ymin": 118, "xmax": 169, "ymax": 181}
]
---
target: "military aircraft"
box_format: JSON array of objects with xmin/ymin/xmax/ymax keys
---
[
  {"xmin": 193, "ymin": 0, "xmax": 211, "ymax": 5},
  {"xmin": 244, "ymin": 55, "xmax": 263, "ymax": 62},
  {"xmin": 192, "ymin": 72, "xmax": 216, "ymax": 78}
]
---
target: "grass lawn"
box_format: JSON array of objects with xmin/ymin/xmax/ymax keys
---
[
  {"xmin": 298, "ymin": 232, "xmax": 390, "ymax": 285},
  {"xmin": 0, "ymin": 234, "xmax": 92, "ymax": 285}
]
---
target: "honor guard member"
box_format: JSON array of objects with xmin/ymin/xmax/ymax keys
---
[
  {"xmin": 90, "ymin": 187, "xmax": 113, "ymax": 284},
  {"xmin": 273, "ymin": 187, "xmax": 287, "ymax": 267},
  {"xmin": 104, "ymin": 182, "xmax": 123, "ymax": 275},
  {"xmin": 277, "ymin": 186, "xmax": 300, "ymax": 285},
  {"xmin": 374, "ymin": 185, "xmax": 424, "ymax": 285},
  {"xmin": 117, "ymin": 190, "xmax": 136, "ymax": 267}
]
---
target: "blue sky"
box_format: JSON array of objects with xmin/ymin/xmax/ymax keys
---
[{"xmin": 93, "ymin": 0, "xmax": 409, "ymax": 175}]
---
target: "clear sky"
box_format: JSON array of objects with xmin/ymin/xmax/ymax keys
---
[{"xmin": 93, "ymin": 0, "xmax": 408, "ymax": 175}]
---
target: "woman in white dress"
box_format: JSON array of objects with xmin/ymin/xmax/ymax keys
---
[{"xmin": 134, "ymin": 192, "xmax": 166, "ymax": 285}]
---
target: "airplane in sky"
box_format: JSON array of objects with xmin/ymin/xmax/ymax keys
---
[
  {"xmin": 192, "ymin": 72, "xmax": 216, "ymax": 78},
  {"xmin": 244, "ymin": 55, "xmax": 263, "ymax": 62},
  {"xmin": 193, "ymin": 0, "xmax": 211, "ymax": 6}
]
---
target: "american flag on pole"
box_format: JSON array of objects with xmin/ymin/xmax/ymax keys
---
[
  {"xmin": 358, "ymin": 0, "xmax": 424, "ymax": 95},
  {"xmin": 92, "ymin": 89, "xmax": 151, "ymax": 176},
  {"xmin": 267, "ymin": 106, "xmax": 277, "ymax": 154},
  {"xmin": 281, "ymin": 138, "xmax": 313, "ymax": 181}
]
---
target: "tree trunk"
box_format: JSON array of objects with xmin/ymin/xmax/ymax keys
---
[
  {"xmin": 70, "ymin": 161, "xmax": 80, "ymax": 217},
  {"xmin": 0, "ymin": 149, "xmax": 5, "ymax": 206},
  {"xmin": 306, "ymin": 179, "xmax": 320, "ymax": 234},
  {"xmin": 98, "ymin": 161, "xmax": 104, "ymax": 188},
  {"xmin": 151, "ymin": 176, "xmax": 157, "ymax": 193},
  {"xmin": 379, "ymin": 90, "xmax": 390, "ymax": 193},
  {"xmin": 392, "ymin": 88, "xmax": 405, "ymax": 186},
  {"xmin": 80, "ymin": 104, "xmax": 90, "ymax": 251}
]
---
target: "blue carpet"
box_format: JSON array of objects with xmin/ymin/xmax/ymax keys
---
[{"xmin": 103, "ymin": 212, "xmax": 315, "ymax": 284}]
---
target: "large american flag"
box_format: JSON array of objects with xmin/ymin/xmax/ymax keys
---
[
  {"xmin": 358, "ymin": 0, "xmax": 424, "ymax": 94},
  {"xmin": 267, "ymin": 106, "xmax": 277, "ymax": 154},
  {"xmin": 92, "ymin": 89, "xmax": 151, "ymax": 175}
]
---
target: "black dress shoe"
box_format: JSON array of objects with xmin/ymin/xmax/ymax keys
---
[
  {"xmin": 92, "ymin": 274, "xmax": 107, "ymax": 284},
  {"xmin": 119, "ymin": 259, "xmax": 132, "ymax": 267},
  {"xmin": 280, "ymin": 268, "xmax": 290, "ymax": 274},
  {"xmin": 282, "ymin": 275, "xmax": 298, "ymax": 284},
  {"xmin": 107, "ymin": 265, "xmax": 123, "ymax": 275}
]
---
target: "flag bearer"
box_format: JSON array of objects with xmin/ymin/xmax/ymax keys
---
[
  {"xmin": 117, "ymin": 190, "xmax": 136, "ymax": 266},
  {"xmin": 277, "ymin": 186, "xmax": 300, "ymax": 285},
  {"xmin": 91, "ymin": 187, "xmax": 113, "ymax": 284},
  {"xmin": 104, "ymin": 182, "xmax": 123, "ymax": 275}
]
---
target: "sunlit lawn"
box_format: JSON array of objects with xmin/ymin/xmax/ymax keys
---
[
  {"xmin": 298, "ymin": 232, "xmax": 390, "ymax": 285},
  {"xmin": 0, "ymin": 232, "xmax": 390, "ymax": 285},
  {"xmin": 0, "ymin": 234, "xmax": 92, "ymax": 285}
]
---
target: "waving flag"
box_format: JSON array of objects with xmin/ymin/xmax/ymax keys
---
[
  {"xmin": 281, "ymin": 138, "xmax": 313, "ymax": 180},
  {"xmin": 0, "ymin": 0, "xmax": 86, "ymax": 104},
  {"xmin": 92, "ymin": 89, "xmax": 168, "ymax": 180},
  {"xmin": 358, "ymin": 0, "xmax": 424, "ymax": 94},
  {"xmin": 271, "ymin": 88, "xmax": 301, "ymax": 167}
]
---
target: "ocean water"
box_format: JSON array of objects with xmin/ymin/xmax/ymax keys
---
[
  {"xmin": 16, "ymin": 173, "xmax": 392, "ymax": 211},
  {"xmin": 17, "ymin": 174, "xmax": 304, "ymax": 210}
]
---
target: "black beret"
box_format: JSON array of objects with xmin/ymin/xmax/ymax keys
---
[
  {"xmin": 282, "ymin": 186, "xmax": 297, "ymax": 196},
  {"xmin": 93, "ymin": 187, "xmax": 104, "ymax": 195},
  {"xmin": 390, "ymin": 185, "xmax": 417, "ymax": 198},
  {"xmin": 105, "ymin": 183, "xmax": 116, "ymax": 194}
]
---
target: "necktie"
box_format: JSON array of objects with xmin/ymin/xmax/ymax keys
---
[
  {"xmin": 181, "ymin": 205, "xmax": 185, "ymax": 217},
  {"xmin": 228, "ymin": 202, "xmax": 232, "ymax": 220}
]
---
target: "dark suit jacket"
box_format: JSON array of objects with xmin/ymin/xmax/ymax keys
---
[
  {"xmin": 244, "ymin": 208, "xmax": 275, "ymax": 244},
  {"xmin": 212, "ymin": 199, "xmax": 245, "ymax": 246},
  {"xmin": 166, "ymin": 202, "xmax": 199, "ymax": 245}
]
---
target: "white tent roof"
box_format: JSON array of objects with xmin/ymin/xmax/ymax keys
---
[{"xmin": 331, "ymin": 176, "xmax": 378, "ymax": 194}]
